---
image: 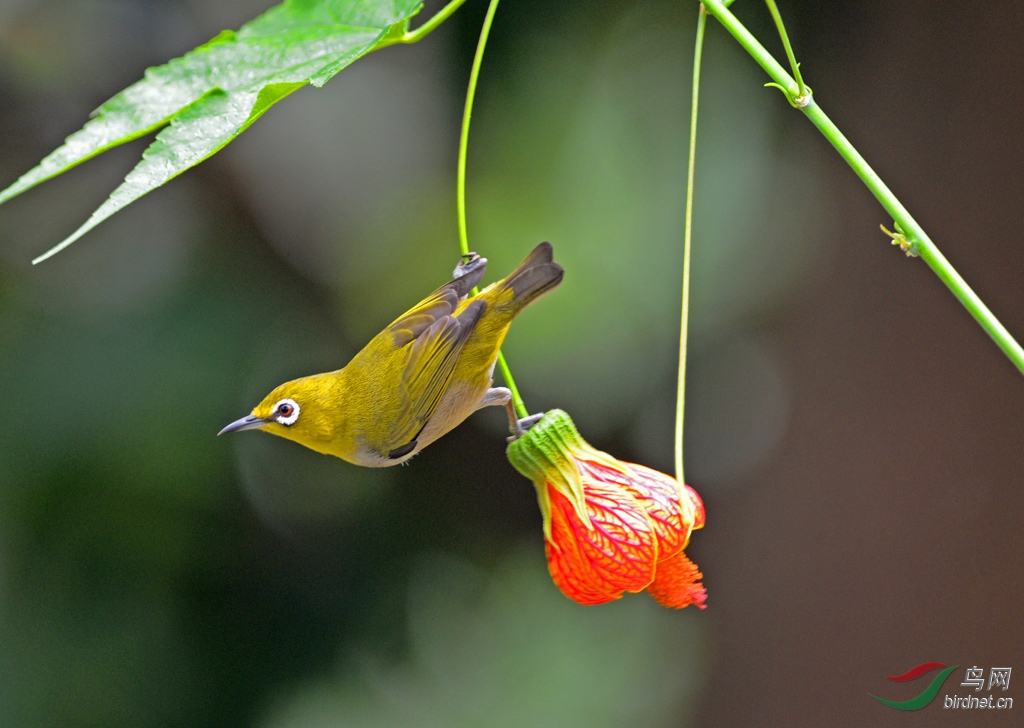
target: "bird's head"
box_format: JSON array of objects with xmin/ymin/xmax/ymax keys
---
[{"xmin": 218, "ymin": 374, "xmax": 338, "ymax": 452}]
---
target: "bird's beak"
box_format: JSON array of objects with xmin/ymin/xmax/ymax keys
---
[{"xmin": 218, "ymin": 414, "xmax": 268, "ymax": 435}]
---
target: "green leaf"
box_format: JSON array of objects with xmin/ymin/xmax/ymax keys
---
[{"xmin": 0, "ymin": 0, "xmax": 424, "ymax": 263}]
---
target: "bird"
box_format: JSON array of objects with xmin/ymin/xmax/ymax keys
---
[{"xmin": 219, "ymin": 242, "xmax": 563, "ymax": 466}]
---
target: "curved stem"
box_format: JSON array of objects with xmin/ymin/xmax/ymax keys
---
[
  {"xmin": 458, "ymin": 0, "xmax": 500, "ymax": 257},
  {"xmin": 373, "ymin": 0, "xmax": 473, "ymax": 50},
  {"xmin": 675, "ymin": 5, "xmax": 708, "ymax": 490},
  {"xmin": 403, "ymin": 0, "xmax": 473, "ymax": 44},
  {"xmin": 455, "ymin": 0, "xmax": 528, "ymax": 418},
  {"xmin": 699, "ymin": 0, "xmax": 1024, "ymax": 376}
]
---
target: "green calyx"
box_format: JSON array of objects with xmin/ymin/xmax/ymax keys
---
[
  {"xmin": 507, "ymin": 409, "xmax": 625, "ymax": 540},
  {"xmin": 507, "ymin": 409, "xmax": 590, "ymax": 539}
]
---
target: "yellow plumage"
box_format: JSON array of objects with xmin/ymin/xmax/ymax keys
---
[{"xmin": 219, "ymin": 243, "xmax": 563, "ymax": 466}]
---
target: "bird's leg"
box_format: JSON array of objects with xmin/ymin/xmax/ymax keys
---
[
  {"xmin": 490, "ymin": 389, "xmax": 532, "ymax": 439},
  {"xmin": 504, "ymin": 402, "xmax": 545, "ymax": 442},
  {"xmin": 505, "ymin": 400, "xmax": 520, "ymax": 437},
  {"xmin": 479, "ymin": 387, "xmax": 511, "ymax": 409},
  {"xmin": 478, "ymin": 385, "xmax": 544, "ymax": 440}
]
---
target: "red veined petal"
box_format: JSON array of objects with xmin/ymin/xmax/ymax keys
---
[
  {"xmin": 545, "ymin": 536, "xmax": 623, "ymax": 605},
  {"xmin": 685, "ymin": 484, "xmax": 705, "ymax": 531},
  {"xmin": 647, "ymin": 550, "xmax": 707, "ymax": 610},
  {"xmin": 545, "ymin": 479, "xmax": 657, "ymax": 605},
  {"xmin": 618, "ymin": 462, "xmax": 689, "ymax": 559}
]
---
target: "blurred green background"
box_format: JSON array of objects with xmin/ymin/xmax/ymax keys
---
[{"xmin": 0, "ymin": 1, "xmax": 1022, "ymax": 726}]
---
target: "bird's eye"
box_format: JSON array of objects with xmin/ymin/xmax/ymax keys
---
[{"xmin": 273, "ymin": 398, "xmax": 300, "ymax": 426}]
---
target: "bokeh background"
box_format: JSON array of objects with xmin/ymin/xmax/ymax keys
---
[{"xmin": 0, "ymin": 0, "xmax": 1021, "ymax": 725}]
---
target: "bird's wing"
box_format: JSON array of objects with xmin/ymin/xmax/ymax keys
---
[
  {"xmin": 388, "ymin": 286, "xmax": 462, "ymax": 347},
  {"xmin": 384, "ymin": 297, "xmax": 488, "ymax": 457},
  {"xmin": 387, "ymin": 253, "xmax": 487, "ymax": 347}
]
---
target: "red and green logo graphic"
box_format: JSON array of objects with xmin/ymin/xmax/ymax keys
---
[{"xmin": 870, "ymin": 662, "xmax": 959, "ymax": 710}]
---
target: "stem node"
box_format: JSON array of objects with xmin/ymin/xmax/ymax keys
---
[
  {"xmin": 701, "ymin": 0, "xmax": 1024, "ymax": 375},
  {"xmin": 764, "ymin": 82, "xmax": 813, "ymax": 108},
  {"xmin": 881, "ymin": 224, "xmax": 918, "ymax": 257}
]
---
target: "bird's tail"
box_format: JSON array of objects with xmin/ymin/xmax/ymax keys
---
[{"xmin": 498, "ymin": 242, "xmax": 564, "ymax": 311}]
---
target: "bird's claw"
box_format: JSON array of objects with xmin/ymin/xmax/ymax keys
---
[
  {"xmin": 453, "ymin": 252, "xmax": 486, "ymax": 279},
  {"xmin": 506, "ymin": 407, "xmax": 545, "ymax": 442}
]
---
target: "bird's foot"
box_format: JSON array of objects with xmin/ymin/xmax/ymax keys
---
[
  {"xmin": 453, "ymin": 252, "xmax": 487, "ymax": 280},
  {"xmin": 505, "ymin": 402, "xmax": 544, "ymax": 442}
]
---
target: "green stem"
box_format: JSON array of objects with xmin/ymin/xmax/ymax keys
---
[
  {"xmin": 373, "ymin": 0, "xmax": 473, "ymax": 50},
  {"xmin": 699, "ymin": 0, "xmax": 1024, "ymax": 376},
  {"xmin": 496, "ymin": 350, "xmax": 528, "ymax": 419},
  {"xmin": 675, "ymin": 5, "xmax": 708, "ymax": 489},
  {"xmin": 402, "ymin": 0, "xmax": 473, "ymax": 44},
  {"xmin": 380, "ymin": 0, "xmax": 528, "ymax": 410},
  {"xmin": 458, "ymin": 0, "xmax": 499, "ymax": 257},
  {"xmin": 455, "ymin": 0, "xmax": 528, "ymax": 418},
  {"xmin": 764, "ymin": 0, "xmax": 807, "ymax": 99}
]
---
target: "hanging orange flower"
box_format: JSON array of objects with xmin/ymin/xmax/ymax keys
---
[{"xmin": 506, "ymin": 409, "xmax": 706, "ymax": 608}]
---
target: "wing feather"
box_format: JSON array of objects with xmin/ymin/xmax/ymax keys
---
[
  {"xmin": 385, "ymin": 298, "xmax": 488, "ymax": 453},
  {"xmin": 389, "ymin": 289, "xmax": 461, "ymax": 346}
]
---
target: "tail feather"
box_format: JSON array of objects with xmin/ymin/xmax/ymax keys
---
[
  {"xmin": 517, "ymin": 241, "xmax": 554, "ymax": 266},
  {"xmin": 502, "ymin": 242, "xmax": 563, "ymax": 309}
]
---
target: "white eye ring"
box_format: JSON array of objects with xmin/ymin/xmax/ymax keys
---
[{"xmin": 273, "ymin": 398, "xmax": 300, "ymax": 426}]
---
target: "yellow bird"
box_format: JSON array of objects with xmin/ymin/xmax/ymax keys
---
[{"xmin": 219, "ymin": 242, "xmax": 563, "ymax": 466}]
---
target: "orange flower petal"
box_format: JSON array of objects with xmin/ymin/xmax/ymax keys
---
[
  {"xmin": 545, "ymin": 479, "xmax": 657, "ymax": 605},
  {"xmin": 610, "ymin": 461, "xmax": 689, "ymax": 559},
  {"xmin": 646, "ymin": 550, "xmax": 707, "ymax": 610},
  {"xmin": 545, "ymin": 537, "xmax": 623, "ymax": 606},
  {"xmin": 507, "ymin": 409, "xmax": 708, "ymax": 610}
]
